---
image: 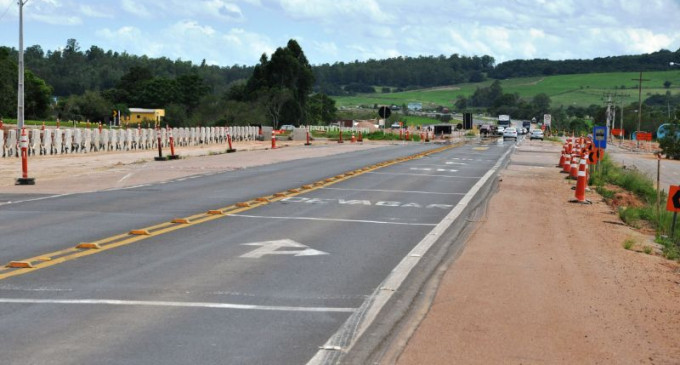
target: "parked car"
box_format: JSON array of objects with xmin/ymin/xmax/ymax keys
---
[
  {"xmin": 530, "ymin": 129, "xmax": 544, "ymax": 140},
  {"xmin": 280, "ymin": 125, "xmax": 295, "ymax": 131},
  {"xmin": 496, "ymin": 126, "xmax": 505, "ymax": 135},
  {"xmin": 503, "ymin": 127, "xmax": 518, "ymax": 140}
]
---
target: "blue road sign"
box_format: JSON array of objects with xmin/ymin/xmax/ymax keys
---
[{"xmin": 593, "ymin": 126, "xmax": 607, "ymax": 149}]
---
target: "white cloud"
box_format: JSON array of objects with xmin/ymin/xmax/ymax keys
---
[
  {"xmin": 122, "ymin": 0, "xmax": 152, "ymax": 18},
  {"xmin": 31, "ymin": 13, "xmax": 82, "ymax": 25},
  {"xmin": 278, "ymin": 0, "xmax": 391, "ymax": 24},
  {"xmin": 80, "ymin": 5, "xmax": 112, "ymax": 18}
]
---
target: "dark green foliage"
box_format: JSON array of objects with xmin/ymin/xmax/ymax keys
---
[
  {"xmin": 489, "ymin": 48, "xmax": 680, "ymax": 79},
  {"xmin": 243, "ymin": 39, "xmax": 315, "ymax": 127}
]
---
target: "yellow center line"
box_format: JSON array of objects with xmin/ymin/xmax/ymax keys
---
[{"xmin": 0, "ymin": 144, "xmax": 456, "ymax": 281}]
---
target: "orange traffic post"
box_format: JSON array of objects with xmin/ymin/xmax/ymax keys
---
[
  {"xmin": 16, "ymin": 128, "xmax": 35, "ymax": 185},
  {"xmin": 357, "ymin": 131, "xmax": 363, "ymax": 143},
  {"xmin": 351, "ymin": 132, "xmax": 356, "ymax": 143},
  {"xmin": 167, "ymin": 125, "xmax": 179, "ymax": 159},
  {"xmin": 154, "ymin": 126, "xmax": 167, "ymax": 161},
  {"xmin": 271, "ymin": 133, "xmax": 277, "ymax": 149},
  {"xmin": 304, "ymin": 130, "xmax": 311, "ymax": 146},
  {"xmin": 338, "ymin": 130, "xmax": 344, "ymax": 143},
  {"xmin": 227, "ymin": 132, "xmax": 236, "ymax": 153}
]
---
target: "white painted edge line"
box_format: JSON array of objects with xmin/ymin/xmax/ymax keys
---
[
  {"xmin": 367, "ymin": 172, "xmax": 483, "ymax": 179},
  {"xmin": 306, "ymin": 145, "xmax": 514, "ymax": 365},
  {"xmin": 320, "ymin": 187, "xmax": 465, "ymax": 196},
  {"xmin": 0, "ymin": 192, "xmax": 73, "ymax": 206},
  {"xmin": 0, "ymin": 298, "xmax": 356, "ymax": 313},
  {"xmin": 230, "ymin": 214, "xmax": 437, "ymax": 227}
]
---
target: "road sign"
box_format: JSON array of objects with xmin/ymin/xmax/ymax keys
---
[
  {"xmin": 378, "ymin": 106, "xmax": 391, "ymax": 119},
  {"xmin": 240, "ymin": 239, "xmax": 328, "ymax": 258},
  {"xmin": 543, "ymin": 114, "xmax": 552, "ymax": 127},
  {"xmin": 637, "ymin": 132, "xmax": 652, "ymax": 141},
  {"xmin": 593, "ymin": 126, "xmax": 607, "ymax": 149},
  {"xmin": 587, "ymin": 148, "xmax": 603, "ymax": 165},
  {"xmin": 666, "ymin": 185, "xmax": 680, "ymax": 212}
]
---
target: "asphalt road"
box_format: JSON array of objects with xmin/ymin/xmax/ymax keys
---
[
  {"xmin": 607, "ymin": 144, "xmax": 680, "ymax": 192},
  {"xmin": 0, "ymin": 139, "xmax": 514, "ymax": 365}
]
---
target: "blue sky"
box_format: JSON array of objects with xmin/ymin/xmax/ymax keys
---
[{"xmin": 0, "ymin": 0, "xmax": 678, "ymax": 67}]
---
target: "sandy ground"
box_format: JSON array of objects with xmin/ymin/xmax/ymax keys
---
[
  {"xmin": 0, "ymin": 139, "xmax": 386, "ymax": 194},
  {"xmin": 395, "ymin": 140, "xmax": 680, "ymax": 364}
]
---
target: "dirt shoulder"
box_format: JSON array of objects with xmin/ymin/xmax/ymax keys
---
[
  {"xmin": 394, "ymin": 140, "xmax": 680, "ymax": 364},
  {"xmin": 0, "ymin": 139, "xmax": 387, "ymax": 195}
]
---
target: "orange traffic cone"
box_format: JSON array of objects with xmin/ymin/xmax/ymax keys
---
[
  {"xmin": 351, "ymin": 133, "xmax": 356, "ymax": 143},
  {"xmin": 569, "ymin": 154, "xmax": 579, "ymax": 179},
  {"xmin": 571, "ymin": 157, "xmax": 591, "ymax": 204},
  {"xmin": 558, "ymin": 147, "xmax": 566, "ymax": 167}
]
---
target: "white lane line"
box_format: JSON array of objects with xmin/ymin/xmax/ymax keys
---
[
  {"xmin": 230, "ymin": 214, "xmax": 437, "ymax": 226},
  {"xmin": 0, "ymin": 298, "xmax": 355, "ymax": 313},
  {"xmin": 320, "ymin": 187, "xmax": 465, "ymax": 195},
  {"xmin": 307, "ymin": 144, "xmax": 514, "ymax": 365},
  {"xmin": 367, "ymin": 172, "xmax": 483, "ymax": 179},
  {"xmin": 118, "ymin": 173, "xmax": 134, "ymax": 183}
]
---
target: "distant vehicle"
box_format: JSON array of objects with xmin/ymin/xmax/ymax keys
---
[
  {"xmin": 522, "ymin": 121, "xmax": 531, "ymax": 130},
  {"xmin": 498, "ymin": 114, "xmax": 511, "ymax": 128},
  {"xmin": 390, "ymin": 123, "xmax": 401, "ymax": 129},
  {"xmin": 479, "ymin": 124, "xmax": 496, "ymax": 137},
  {"xmin": 496, "ymin": 126, "xmax": 506, "ymax": 135},
  {"xmin": 530, "ymin": 129, "xmax": 544, "ymax": 140},
  {"xmin": 503, "ymin": 127, "xmax": 517, "ymax": 140},
  {"xmin": 280, "ymin": 125, "xmax": 295, "ymax": 131}
]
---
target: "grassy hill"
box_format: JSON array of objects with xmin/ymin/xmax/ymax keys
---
[{"xmin": 334, "ymin": 70, "xmax": 680, "ymax": 110}]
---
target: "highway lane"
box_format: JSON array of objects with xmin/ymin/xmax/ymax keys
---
[{"xmin": 0, "ymin": 140, "xmax": 514, "ymax": 364}]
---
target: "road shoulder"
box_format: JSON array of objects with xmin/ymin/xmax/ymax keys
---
[{"xmin": 393, "ymin": 140, "xmax": 680, "ymax": 364}]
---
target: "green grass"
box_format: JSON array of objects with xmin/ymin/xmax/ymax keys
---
[
  {"xmin": 623, "ymin": 238, "xmax": 635, "ymax": 250},
  {"xmin": 334, "ymin": 70, "xmax": 680, "ymax": 110},
  {"xmin": 590, "ymin": 153, "xmax": 680, "ymax": 261}
]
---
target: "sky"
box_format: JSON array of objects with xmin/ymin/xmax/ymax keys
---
[{"xmin": 0, "ymin": 0, "xmax": 677, "ymax": 68}]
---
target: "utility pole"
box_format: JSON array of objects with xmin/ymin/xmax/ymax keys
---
[
  {"xmin": 632, "ymin": 72, "xmax": 650, "ymax": 149},
  {"xmin": 17, "ymin": 0, "xmax": 28, "ymax": 130}
]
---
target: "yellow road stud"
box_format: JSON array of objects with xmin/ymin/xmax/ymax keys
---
[
  {"xmin": 236, "ymin": 202, "xmax": 250, "ymax": 208},
  {"xmin": 256, "ymin": 197, "xmax": 270, "ymax": 202},
  {"xmin": 274, "ymin": 192, "xmax": 287, "ymax": 197},
  {"xmin": 171, "ymin": 218, "xmax": 191, "ymax": 224},
  {"xmin": 129, "ymin": 229, "xmax": 150, "ymax": 236},
  {"xmin": 207, "ymin": 210, "xmax": 224, "ymax": 215},
  {"xmin": 76, "ymin": 243, "xmax": 101, "ymax": 250},
  {"xmin": 6, "ymin": 261, "xmax": 34, "ymax": 269},
  {"xmin": 301, "ymin": 185, "xmax": 313, "ymax": 189}
]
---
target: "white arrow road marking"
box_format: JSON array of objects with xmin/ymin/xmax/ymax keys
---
[{"xmin": 240, "ymin": 239, "xmax": 328, "ymax": 258}]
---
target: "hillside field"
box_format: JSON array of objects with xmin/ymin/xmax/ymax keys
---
[{"xmin": 334, "ymin": 71, "xmax": 680, "ymax": 110}]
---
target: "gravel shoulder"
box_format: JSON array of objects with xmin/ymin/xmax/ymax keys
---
[{"xmin": 394, "ymin": 140, "xmax": 680, "ymax": 364}]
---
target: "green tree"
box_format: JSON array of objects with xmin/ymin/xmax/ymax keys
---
[
  {"xmin": 307, "ymin": 93, "xmax": 337, "ymax": 124},
  {"xmin": 245, "ymin": 39, "xmax": 315, "ymax": 125}
]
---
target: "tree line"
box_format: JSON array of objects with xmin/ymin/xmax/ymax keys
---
[{"xmin": 0, "ymin": 37, "xmax": 678, "ymax": 128}]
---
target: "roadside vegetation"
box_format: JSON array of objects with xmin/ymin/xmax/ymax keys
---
[{"xmin": 590, "ymin": 154, "xmax": 679, "ymax": 260}]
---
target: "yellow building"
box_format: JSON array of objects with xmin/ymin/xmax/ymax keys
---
[{"xmin": 128, "ymin": 108, "xmax": 165, "ymax": 126}]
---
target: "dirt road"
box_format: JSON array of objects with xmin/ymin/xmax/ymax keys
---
[{"xmin": 394, "ymin": 140, "xmax": 680, "ymax": 364}]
